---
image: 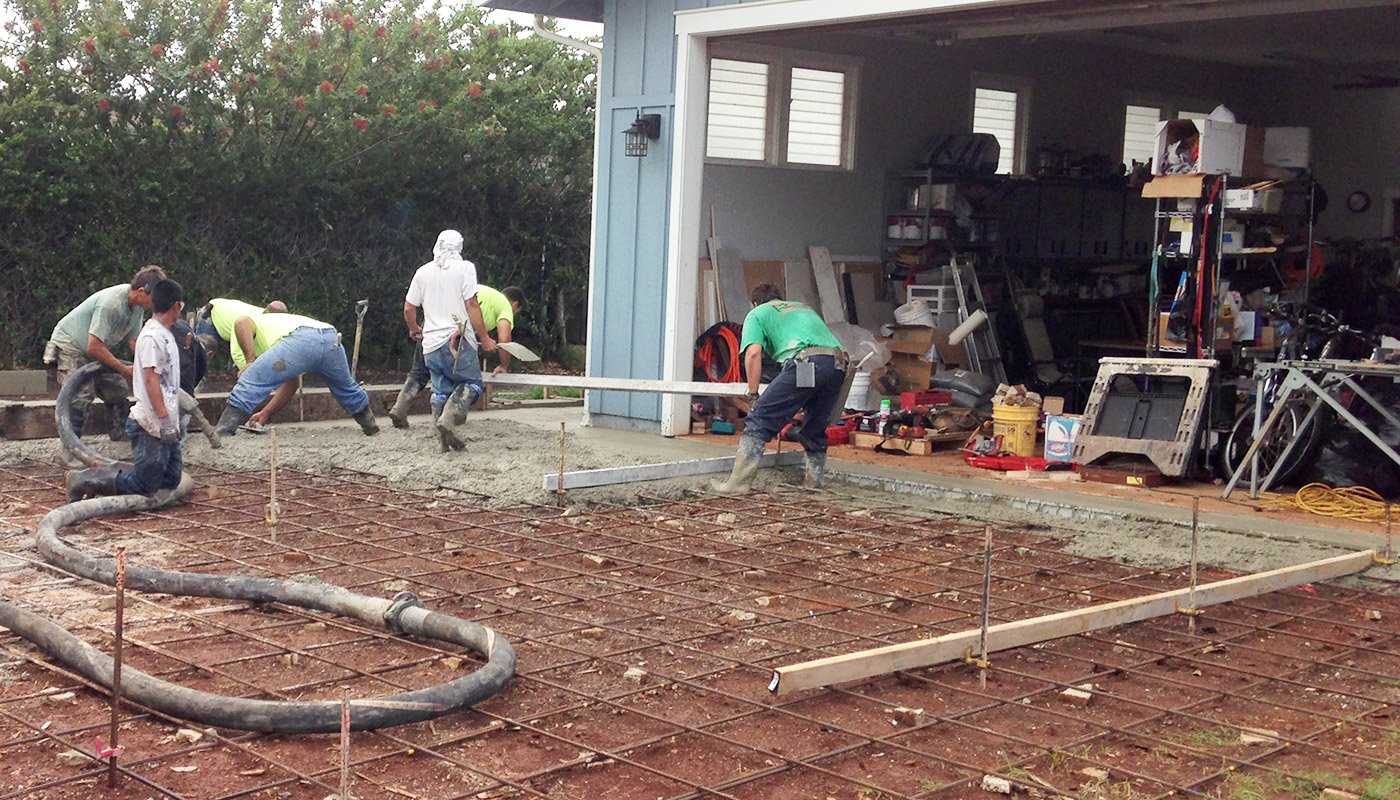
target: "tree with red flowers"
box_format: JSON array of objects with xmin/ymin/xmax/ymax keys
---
[{"xmin": 0, "ymin": 0, "xmax": 596, "ymax": 368}]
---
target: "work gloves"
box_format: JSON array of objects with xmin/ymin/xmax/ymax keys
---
[{"xmin": 158, "ymin": 415, "xmax": 179, "ymax": 448}]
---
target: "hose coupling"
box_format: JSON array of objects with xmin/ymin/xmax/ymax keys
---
[{"xmin": 384, "ymin": 591, "xmax": 424, "ymax": 633}]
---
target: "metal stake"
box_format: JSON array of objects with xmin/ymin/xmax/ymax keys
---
[
  {"xmin": 1188, "ymin": 498, "xmax": 1200, "ymax": 635},
  {"xmin": 978, "ymin": 524, "xmax": 992, "ymax": 691},
  {"xmin": 340, "ymin": 686, "xmax": 351, "ymax": 800},
  {"xmin": 556, "ymin": 422, "xmax": 567, "ymax": 502},
  {"xmin": 266, "ymin": 427, "xmax": 280, "ymax": 534},
  {"xmin": 109, "ymin": 548, "xmax": 126, "ymax": 788}
]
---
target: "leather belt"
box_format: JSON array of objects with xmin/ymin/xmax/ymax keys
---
[{"xmin": 792, "ymin": 346, "xmax": 848, "ymax": 370}]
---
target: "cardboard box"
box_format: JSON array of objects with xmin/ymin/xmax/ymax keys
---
[
  {"xmin": 1044, "ymin": 414, "xmax": 1082, "ymax": 463},
  {"xmin": 1152, "ymin": 118, "xmax": 1246, "ymax": 177},
  {"xmin": 1158, "ymin": 312, "xmax": 1187, "ymax": 352},
  {"xmin": 1264, "ymin": 127, "xmax": 1310, "ymax": 172},
  {"xmin": 1142, "ymin": 174, "xmax": 1204, "ymax": 199},
  {"xmin": 880, "ymin": 326, "xmax": 967, "ymax": 393},
  {"xmin": 1221, "ymin": 219, "xmax": 1246, "ymax": 253},
  {"xmin": 1225, "ymin": 187, "xmax": 1283, "ymax": 214}
]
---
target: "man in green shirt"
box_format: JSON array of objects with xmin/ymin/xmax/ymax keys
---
[
  {"xmin": 389, "ymin": 285, "xmax": 525, "ymax": 428},
  {"xmin": 45, "ymin": 265, "xmax": 166, "ymax": 453},
  {"xmin": 214, "ymin": 312, "xmax": 379, "ymax": 437},
  {"xmin": 193, "ymin": 297, "xmax": 288, "ymax": 368},
  {"xmin": 713, "ymin": 284, "xmax": 848, "ymax": 493}
]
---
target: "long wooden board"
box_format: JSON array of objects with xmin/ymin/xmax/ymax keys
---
[
  {"xmin": 807, "ymin": 245, "xmax": 846, "ymax": 324},
  {"xmin": 543, "ymin": 451, "xmax": 804, "ymax": 492},
  {"xmin": 768, "ymin": 549, "xmax": 1374, "ymax": 695},
  {"xmin": 716, "ymin": 248, "xmax": 749, "ymax": 324},
  {"xmin": 487, "ymin": 373, "xmax": 751, "ymax": 396}
]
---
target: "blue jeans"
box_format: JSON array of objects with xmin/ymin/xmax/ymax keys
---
[
  {"xmin": 227, "ymin": 327, "xmax": 369, "ymax": 415},
  {"xmin": 424, "ymin": 343, "xmax": 483, "ymax": 406},
  {"xmin": 194, "ymin": 318, "xmax": 220, "ymax": 340},
  {"xmin": 742, "ymin": 354, "xmax": 846, "ymax": 452},
  {"xmin": 116, "ymin": 418, "xmax": 182, "ymax": 495}
]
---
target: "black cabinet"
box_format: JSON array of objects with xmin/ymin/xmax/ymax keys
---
[{"xmin": 997, "ymin": 179, "xmax": 1141, "ymax": 263}]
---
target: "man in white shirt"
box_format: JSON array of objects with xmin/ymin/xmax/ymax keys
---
[
  {"xmin": 403, "ymin": 230, "xmax": 496, "ymax": 451},
  {"xmin": 66, "ymin": 279, "xmax": 186, "ymax": 500}
]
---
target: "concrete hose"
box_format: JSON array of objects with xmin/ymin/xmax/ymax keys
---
[
  {"xmin": 5, "ymin": 371, "xmax": 517, "ymax": 733},
  {"xmin": 55, "ymin": 359, "xmax": 126, "ymax": 468}
]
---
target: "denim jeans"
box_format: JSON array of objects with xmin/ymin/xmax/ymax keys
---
[
  {"xmin": 742, "ymin": 354, "xmax": 846, "ymax": 452},
  {"xmin": 115, "ymin": 417, "xmax": 182, "ymax": 495},
  {"xmin": 227, "ymin": 326, "xmax": 369, "ymax": 415},
  {"xmin": 424, "ymin": 343, "xmax": 483, "ymax": 406}
]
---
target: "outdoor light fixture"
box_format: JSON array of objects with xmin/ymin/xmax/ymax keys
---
[{"xmin": 624, "ymin": 113, "xmax": 662, "ymax": 157}]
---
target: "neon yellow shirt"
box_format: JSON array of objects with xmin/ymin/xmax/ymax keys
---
[
  {"xmin": 477, "ymin": 285, "xmax": 515, "ymax": 332},
  {"xmin": 249, "ymin": 314, "xmax": 333, "ymax": 359},
  {"xmin": 209, "ymin": 298, "xmax": 266, "ymax": 368}
]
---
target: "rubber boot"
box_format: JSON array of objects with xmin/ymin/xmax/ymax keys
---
[
  {"xmin": 431, "ymin": 399, "xmax": 450, "ymax": 453},
  {"xmin": 106, "ymin": 398, "xmax": 131, "ymax": 442},
  {"xmin": 712, "ymin": 436, "xmax": 766, "ymax": 495},
  {"xmin": 435, "ymin": 388, "xmax": 468, "ymax": 452},
  {"xmin": 65, "ymin": 465, "xmax": 121, "ymax": 501},
  {"xmin": 448, "ymin": 385, "xmax": 471, "ymax": 426},
  {"xmin": 803, "ymin": 451, "xmax": 828, "ymax": 489},
  {"xmin": 353, "ymin": 407, "xmax": 380, "ymax": 436},
  {"xmin": 180, "ymin": 391, "xmax": 221, "ymax": 449},
  {"xmin": 215, "ymin": 405, "xmax": 251, "ymax": 437},
  {"xmin": 388, "ymin": 379, "xmax": 422, "ymax": 429}
]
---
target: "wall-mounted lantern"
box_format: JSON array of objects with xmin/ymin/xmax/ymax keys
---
[{"xmin": 624, "ymin": 113, "xmax": 662, "ymax": 157}]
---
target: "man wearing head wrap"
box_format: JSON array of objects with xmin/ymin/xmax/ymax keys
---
[{"xmin": 402, "ymin": 230, "xmax": 497, "ymax": 451}]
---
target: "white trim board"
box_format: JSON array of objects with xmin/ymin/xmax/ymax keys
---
[
  {"xmin": 543, "ymin": 450, "xmax": 804, "ymax": 491},
  {"xmin": 488, "ymin": 373, "xmax": 752, "ymax": 396},
  {"xmin": 769, "ymin": 549, "xmax": 1375, "ymax": 695}
]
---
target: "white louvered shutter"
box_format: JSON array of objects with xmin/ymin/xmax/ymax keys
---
[
  {"xmin": 971, "ymin": 87, "xmax": 1019, "ymax": 174},
  {"xmin": 1123, "ymin": 104, "xmax": 1162, "ymax": 168},
  {"xmin": 786, "ymin": 67, "xmax": 845, "ymax": 167},
  {"xmin": 706, "ymin": 58, "xmax": 769, "ymax": 161}
]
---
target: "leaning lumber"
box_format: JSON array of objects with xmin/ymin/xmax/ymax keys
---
[{"xmin": 768, "ymin": 549, "xmax": 1374, "ymax": 695}]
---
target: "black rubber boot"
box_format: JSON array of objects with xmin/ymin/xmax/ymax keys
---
[
  {"xmin": 353, "ymin": 408, "xmax": 380, "ymax": 436},
  {"xmin": 215, "ymin": 406, "xmax": 251, "ymax": 437},
  {"xmin": 712, "ymin": 436, "xmax": 766, "ymax": 494},
  {"xmin": 388, "ymin": 379, "xmax": 422, "ymax": 429},
  {"xmin": 65, "ymin": 465, "xmax": 121, "ymax": 501},
  {"xmin": 430, "ymin": 400, "xmax": 451, "ymax": 453}
]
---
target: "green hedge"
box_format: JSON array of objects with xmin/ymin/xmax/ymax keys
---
[{"xmin": 0, "ymin": 0, "xmax": 595, "ymax": 369}]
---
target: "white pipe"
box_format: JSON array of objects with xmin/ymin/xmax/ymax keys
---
[
  {"xmin": 532, "ymin": 15, "xmax": 601, "ymax": 57},
  {"xmin": 948, "ymin": 308, "xmax": 988, "ymax": 346}
]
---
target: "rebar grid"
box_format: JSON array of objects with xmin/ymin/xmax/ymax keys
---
[{"xmin": 0, "ymin": 459, "xmax": 1397, "ymax": 800}]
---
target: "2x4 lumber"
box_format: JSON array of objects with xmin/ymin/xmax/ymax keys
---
[
  {"xmin": 543, "ymin": 451, "xmax": 803, "ymax": 492},
  {"xmin": 768, "ymin": 549, "xmax": 1374, "ymax": 696},
  {"xmin": 486, "ymin": 373, "xmax": 750, "ymax": 396}
]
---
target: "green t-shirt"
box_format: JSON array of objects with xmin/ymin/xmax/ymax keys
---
[
  {"xmin": 739, "ymin": 300, "xmax": 842, "ymax": 363},
  {"xmin": 477, "ymin": 285, "xmax": 515, "ymax": 332},
  {"xmin": 209, "ymin": 298, "xmax": 267, "ymax": 368},
  {"xmin": 50, "ymin": 284, "xmax": 143, "ymax": 354},
  {"xmin": 250, "ymin": 314, "xmax": 333, "ymax": 359}
]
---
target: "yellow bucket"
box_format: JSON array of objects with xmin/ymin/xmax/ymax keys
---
[{"xmin": 991, "ymin": 404, "xmax": 1039, "ymax": 457}]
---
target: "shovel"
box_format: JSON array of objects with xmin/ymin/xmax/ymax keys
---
[
  {"xmin": 496, "ymin": 341, "xmax": 541, "ymax": 362},
  {"xmin": 350, "ymin": 299, "xmax": 368, "ymax": 379}
]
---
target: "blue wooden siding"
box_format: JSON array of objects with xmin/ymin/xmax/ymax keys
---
[{"xmin": 587, "ymin": 0, "xmax": 767, "ymax": 428}]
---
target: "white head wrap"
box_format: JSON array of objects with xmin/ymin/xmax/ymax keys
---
[{"xmin": 433, "ymin": 230, "xmax": 464, "ymax": 268}]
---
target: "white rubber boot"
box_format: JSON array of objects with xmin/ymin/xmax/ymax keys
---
[{"xmin": 712, "ymin": 436, "xmax": 766, "ymax": 495}]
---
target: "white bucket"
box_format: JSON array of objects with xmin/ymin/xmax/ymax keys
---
[
  {"xmin": 894, "ymin": 300, "xmax": 936, "ymax": 327},
  {"xmin": 845, "ymin": 371, "xmax": 873, "ymax": 411}
]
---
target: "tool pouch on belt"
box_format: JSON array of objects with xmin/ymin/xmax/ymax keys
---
[{"xmin": 793, "ymin": 347, "xmax": 848, "ymax": 387}]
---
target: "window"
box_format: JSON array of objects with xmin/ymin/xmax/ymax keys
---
[
  {"xmin": 705, "ymin": 45, "xmax": 859, "ymax": 170},
  {"xmin": 970, "ymin": 75, "xmax": 1030, "ymax": 174}
]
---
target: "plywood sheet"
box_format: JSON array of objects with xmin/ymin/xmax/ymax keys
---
[
  {"xmin": 742, "ymin": 260, "xmax": 786, "ymax": 300},
  {"xmin": 785, "ymin": 260, "xmax": 820, "ymax": 308},
  {"xmin": 716, "ymin": 248, "xmax": 748, "ymax": 324},
  {"xmin": 807, "ymin": 245, "xmax": 846, "ymax": 323},
  {"xmin": 848, "ymin": 272, "xmax": 893, "ymax": 330}
]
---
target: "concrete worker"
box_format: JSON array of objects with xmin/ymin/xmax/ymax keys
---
[
  {"xmin": 399, "ymin": 230, "xmax": 497, "ymax": 451},
  {"xmin": 44, "ymin": 265, "xmax": 166, "ymax": 459},
  {"xmin": 193, "ymin": 297, "xmax": 288, "ymax": 369},
  {"xmin": 388, "ymin": 284, "xmax": 523, "ymax": 427},
  {"xmin": 712, "ymin": 283, "xmax": 848, "ymax": 493},
  {"xmin": 66, "ymin": 279, "xmax": 187, "ymax": 500},
  {"xmin": 212, "ymin": 311, "xmax": 380, "ymax": 437}
]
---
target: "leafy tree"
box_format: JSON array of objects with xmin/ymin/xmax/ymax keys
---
[{"xmin": 0, "ymin": 0, "xmax": 595, "ymax": 369}]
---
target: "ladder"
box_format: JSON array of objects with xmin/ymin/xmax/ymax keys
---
[{"xmin": 949, "ymin": 254, "xmax": 1007, "ymax": 384}]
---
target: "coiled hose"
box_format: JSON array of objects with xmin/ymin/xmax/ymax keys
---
[{"xmin": 0, "ymin": 364, "xmax": 515, "ymax": 733}]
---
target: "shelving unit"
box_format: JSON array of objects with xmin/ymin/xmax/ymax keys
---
[{"xmin": 882, "ymin": 169, "xmax": 1000, "ymax": 274}]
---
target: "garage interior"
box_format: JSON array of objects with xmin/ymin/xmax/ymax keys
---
[{"xmin": 691, "ymin": 1, "xmax": 1400, "ymax": 498}]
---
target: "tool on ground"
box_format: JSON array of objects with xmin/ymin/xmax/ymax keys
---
[
  {"xmin": 496, "ymin": 341, "xmax": 541, "ymax": 362},
  {"xmin": 109, "ymin": 547, "xmax": 126, "ymax": 788},
  {"xmin": 350, "ymin": 299, "xmax": 368, "ymax": 379},
  {"xmin": 239, "ymin": 420, "xmax": 268, "ymax": 435}
]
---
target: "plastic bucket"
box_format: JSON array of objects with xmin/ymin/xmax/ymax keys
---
[
  {"xmin": 992, "ymin": 404, "xmax": 1039, "ymax": 457},
  {"xmin": 844, "ymin": 370, "xmax": 873, "ymax": 411},
  {"xmin": 893, "ymin": 300, "xmax": 936, "ymax": 328}
]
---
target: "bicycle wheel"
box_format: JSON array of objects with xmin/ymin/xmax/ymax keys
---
[{"xmin": 1221, "ymin": 399, "xmax": 1324, "ymax": 485}]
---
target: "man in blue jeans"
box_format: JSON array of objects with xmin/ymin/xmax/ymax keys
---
[
  {"xmin": 212, "ymin": 312, "xmax": 379, "ymax": 437},
  {"xmin": 66, "ymin": 278, "xmax": 187, "ymax": 500},
  {"xmin": 713, "ymin": 283, "xmax": 848, "ymax": 493}
]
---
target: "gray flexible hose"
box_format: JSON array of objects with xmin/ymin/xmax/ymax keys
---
[
  {"xmin": 55, "ymin": 359, "xmax": 128, "ymax": 468},
  {"xmin": 1, "ymin": 366, "xmax": 516, "ymax": 733}
]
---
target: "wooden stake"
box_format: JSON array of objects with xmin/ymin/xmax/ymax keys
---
[
  {"xmin": 769, "ymin": 549, "xmax": 1374, "ymax": 695},
  {"xmin": 266, "ymin": 427, "xmax": 280, "ymax": 534},
  {"xmin": 978, "ymin": 524, "xmax": 992, "ymax": 690},
  {"xmin": 108, "ymin": 548, "xmax": 126, "ymax": 788},
  {"xmin": 556, "ymin": 422, "xmax": 567, "ymax": 502},
  {"xmin": 340, "ymin": 686, "xmax": 351, "ymax": 800}
]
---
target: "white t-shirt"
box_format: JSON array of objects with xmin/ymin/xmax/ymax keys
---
[
  {"xmin": 405, "ymin": 258, "xmax": 478, "ymax": 354},
  {"xmin": 129, "ymin": 318, "xmax": 181, "ymax": 438}
]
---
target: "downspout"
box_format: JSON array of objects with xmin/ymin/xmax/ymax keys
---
[{"xmin": 532, "ymin": 14, "xmax": 601, "ymax": 57}]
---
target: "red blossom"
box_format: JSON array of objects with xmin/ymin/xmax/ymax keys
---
[
  {"xmin": 221, "ymin": 126, "xmax": 232, "ymax": 137},
  {"xmin": 262, "ymin": 14, "xmax": 271, "ymax": 23},
  {"xmin": 247, "ymin": 73, "xmax": 256, "ymax": 86},
  {"xmin": 292, "ymin": 96, "xmax": 307, "ymax": 112},
  {"xmin": 151, "ymin": 43, "xmax": 165, "ymax": 57},
  {"xmin": 98, "ymin": 98, "xmax": 110, "ymax": 112},
  {"xmin": 488, "ymin": 27, "xmax": 500, "ymax": 37},
  {"xmin": 380, "ymin": 104, "xmax": 394, "ymax": 116},
  {"xmin": 171, "ymin": 104, "xmax": 183, "ymax": 116},
  {"xmin": 31, "ymin": 18, "xmax": 43, "ymax": 33},
  {"xmin": 82, "ymin": 36, "xmax": 97, "ymax": 54},
  {"xmin": 276, "ymin": 67, "xmax": 286, "ymax": 78},
  {"xmin": 353, "ymin": 117, "xmax": 368, "ymax": 131},
  {"xmin": 355, "ymin": 85, "xmax": 369, "ymax": 97},
  {"xmin": 467, "ymin": 82, "xmax": 483, "ymax": 99},
  {"xmin": 341, "ymin": 14, "xmax": 355, "ymax": 32},
  {"xmin": 82, "ymin": 65, "xmax": 93, "ymax": 74},
  {"xmin": 325, "ymin": 9, "xmax": 339, "ymax": 20},
  {"xmin": 202, "ymin": 58, "xmax": 220, "ymax": 73},
  {"xmin": 18, "ymin": 58, "xmax": 31, "ymax": 73},
  {"xmin": 330, "ymin": 64, "xmax": 341, "ymax": 74},
  {"xmin": 374, "ymin": 25, "xmax": 386, "ymax": 38},
  {"xmin": 118, "ymin": 25, "xmax": 130, "ymax": 37},
  {"xmin": 319, "ymin": 80, "xmax": 334, "ymax": 94}
]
